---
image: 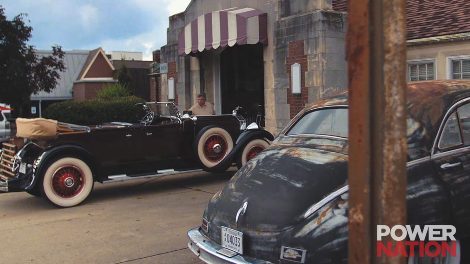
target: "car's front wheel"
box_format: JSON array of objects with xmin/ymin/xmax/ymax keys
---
[
  {"xmin": 238, "ymin": 138, "xmax": 270, "ymax": 168},
  {"xmin": 195, "ymin": 126, "xmax": 234, "ymax": 171},
  {"xmin": 41, "ymin": 157, "xmax": 94, "ymax": 208}
]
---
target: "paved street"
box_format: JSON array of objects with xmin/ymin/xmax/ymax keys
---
[{"xmin": 0, "ymin": 170, "xmax": 235, "ymax": 264}]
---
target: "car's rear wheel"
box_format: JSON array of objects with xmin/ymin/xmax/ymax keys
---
[
  {"xmin": 237, "ymin": 138, "xmax": 270, "ymax": 168},
  {"xmin": 41, "ymin": 157, "xmax": 94, "ymax": 208},
  {"xmin": 407, "ymin": 240, "xmax": 461, "ymax": 264},
  {"xmin": 195, "ymin": 126, "xmax": 233, "ymax": 171}
]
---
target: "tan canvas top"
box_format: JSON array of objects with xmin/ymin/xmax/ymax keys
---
[{"xmin": 16, "ymin": 118, "xmax": 58, "ymax": 139}]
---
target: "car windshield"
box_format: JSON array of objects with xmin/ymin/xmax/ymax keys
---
[
  {"xmin": 4, "ymin": 112, "xmax": 11, "ymax": 120},
  {"xmin": 145, "ymin": 102, "xmax": 179, "ymax": 117},
  {"xmin": 287, "ymin": 108, "xmax": 348, "ymax": 138}
]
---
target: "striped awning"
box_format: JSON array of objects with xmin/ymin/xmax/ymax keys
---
[{"xmin": 178, "ymin": 7, "xmax": 268, "ymax": 55}]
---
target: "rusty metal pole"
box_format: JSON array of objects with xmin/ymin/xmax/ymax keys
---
[{"xmin": 347, "ymin": 0, "xmax": 408, "ymax": 263}]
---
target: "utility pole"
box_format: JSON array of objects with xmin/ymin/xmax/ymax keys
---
[{"xmin": 347, "ymin": 0, "xmax": 408, "ymax": 263}]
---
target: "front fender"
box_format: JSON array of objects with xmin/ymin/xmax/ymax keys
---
[{"xmin": 27, "ymin": 144, "xmax": 98, "ymax": 190}]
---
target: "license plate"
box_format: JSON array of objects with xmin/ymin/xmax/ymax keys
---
[
  {"xmin": 221, "ymin": 226, "xmax": 243, "ymax": 254},
  {"xmin": 19, "ymin": 163, "xmax": 26, "ymax": 174}
]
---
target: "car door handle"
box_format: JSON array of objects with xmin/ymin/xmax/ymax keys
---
[
  {"xmin": 146, "ymin": 132, "xmax": 153, "ymax": 136},
  {"xmin": 440, "ymin": 162, "xmax": 461, "ymax": 169},
  {"xmin": 125, "ymin": 134, "xmax": 132, "ymax": 138}
]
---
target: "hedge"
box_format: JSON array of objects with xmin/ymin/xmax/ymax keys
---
[{"xmin": 43, "ymin": 96, "xmax": 146, "ymax": 125}]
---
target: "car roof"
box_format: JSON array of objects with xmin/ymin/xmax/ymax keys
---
[
  {"xmin": 286, "ymin": 80, "xmax": 470, "ymax": 158},
  {"xmin": 301, "ymin": 80, "xmax": 470, "ymax": 130}
]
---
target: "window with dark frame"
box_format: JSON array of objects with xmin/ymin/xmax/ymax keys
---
[{"xmin": 408, "ymin": 61, "xmax": 435, "ymax": 81}]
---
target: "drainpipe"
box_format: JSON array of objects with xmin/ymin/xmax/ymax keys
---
[
  {"xmin": 347, "ymin": 0, "xmax": 407, "ymax": 263},
  {"xmin": 39, "ymin": 100, "xmax": 42, "ymax": 118}
]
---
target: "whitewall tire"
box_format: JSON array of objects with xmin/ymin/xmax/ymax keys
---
[
  {"xmin": 42, "ymin": 157, "xmax": 94, "ymax": 208},
  {"xmin": 196, "ymin": 127, "xmax": 234, "ymax": 169},
  {"xmin": 239, "ymin": 139, "xmax": 270, "ymax": 168}
]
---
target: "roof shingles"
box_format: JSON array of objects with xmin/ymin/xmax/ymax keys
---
[{"xmin": 332, "ymin": 0, "xmax": 470, "ymax": 40}]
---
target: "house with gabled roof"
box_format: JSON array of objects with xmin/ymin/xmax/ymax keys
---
[{"xmin": 72, "ymin": 47, "xmax": 117, "ymax": 101}]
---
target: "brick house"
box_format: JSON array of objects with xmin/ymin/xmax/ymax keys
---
[{"xmin": 73, "ymin": 48, "xmax": 117, "ymax": 101}]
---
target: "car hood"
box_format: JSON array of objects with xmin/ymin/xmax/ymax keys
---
[{"xmin": 206, "ymin": 136, "xmax": 348, "ymax": 232}]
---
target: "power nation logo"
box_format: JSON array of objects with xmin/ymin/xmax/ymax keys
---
[{"xmin": 376, "ymin": 225, "xmax": 457, "ymax": 257}]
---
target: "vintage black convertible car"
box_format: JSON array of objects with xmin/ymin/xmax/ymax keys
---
[
  {"xmin": 188, "ymin": 80, "xmax": 470, "ymax": 264},
  {"xmin": 0, "ymin": 102, "xmax": 273, "ymax": 207}
]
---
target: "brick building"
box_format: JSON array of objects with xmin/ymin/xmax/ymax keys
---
[
  {"xmin": 156, "ymin": 0, "xmax": 470, "ymax": 133},
  {"xmin": 157, "ymin": 0, "xmax": 347, "ymax": 133}
]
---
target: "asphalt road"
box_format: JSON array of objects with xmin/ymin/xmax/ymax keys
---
[{"xmin": 0, "ymin": 170, "xmax": 235, "ymax": 264}]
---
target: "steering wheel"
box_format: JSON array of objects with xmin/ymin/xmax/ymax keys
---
[
  {"xmin": 139, "ymin": 104, "xmax": 155, "ymax": 125},
  {"xmin": 141, "ymin": 111, "xmax": 155, "ymax": 125}
]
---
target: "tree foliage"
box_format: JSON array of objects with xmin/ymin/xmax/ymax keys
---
[
  {"xmin": 0, "ymin": 6, "xmax": 65, "ymax": 115},
  {"xmin": 96, "ymin": 83, "xmax": 131, "ymax": 100},
  {"xmin": 114, "ymin": 62, "xmax": 133, "ymax": 94}
]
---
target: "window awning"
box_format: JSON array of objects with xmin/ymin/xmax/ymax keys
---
[{"xmin": 178, "ymin": 7, "xmax": 268, "ymax": 55}]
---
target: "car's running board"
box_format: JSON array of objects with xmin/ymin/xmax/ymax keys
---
[{"xmin": 103, "ymin": 169, "xmax": 203, "ymax": 184}]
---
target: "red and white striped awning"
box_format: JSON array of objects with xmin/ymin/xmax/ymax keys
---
[{"xmin": 178, "ymin": 7, "xmax": 268, "ymax": 55}]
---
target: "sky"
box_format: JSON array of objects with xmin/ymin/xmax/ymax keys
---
[{"xmin": 1, "ymin": 0, "xmax": 192, "ymax": 60}]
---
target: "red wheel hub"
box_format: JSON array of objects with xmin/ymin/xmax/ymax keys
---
[
  {"xmin": 246, "ymin": 146, "xmax": 264, "ymax": 161},
  {"xmin": 204, "ymin": 135, "xmax": 227, "ymax": 162},
  {"xmin": 52, "ymin": 166, "xmax": 84, "ymax": 198}
]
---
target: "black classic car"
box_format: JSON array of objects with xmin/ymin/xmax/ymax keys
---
[
  {"xmin": 0, "ymin": 102, "xmax": 273, "ymax": 207},
  {"xmin": 188, "ymin": 80, "xmax": 470, "ymax": 264}
]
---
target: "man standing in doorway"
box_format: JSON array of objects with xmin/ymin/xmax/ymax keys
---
[{"xmin": 189, "ymin": 93, "xmax": 215, "ymax": 115}]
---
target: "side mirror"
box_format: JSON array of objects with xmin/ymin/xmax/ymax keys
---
[{"xmin": 183, "ymin": 110, "xmax": 193, "ymax": 116}]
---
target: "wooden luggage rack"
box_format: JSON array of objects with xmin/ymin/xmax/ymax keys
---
[{"xmin": 0, "ymin": 142, "xmax": 17, "ymax": 179}]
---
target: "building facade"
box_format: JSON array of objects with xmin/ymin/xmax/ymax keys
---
[{"xmin": 158, "ymin": 0, "xmax": 348, "ymax": 133}]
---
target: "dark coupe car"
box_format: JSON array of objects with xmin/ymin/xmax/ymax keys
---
[
  {"xmin": 0, "ymin": 102, "xmax": 273, "ymax": 207},
  {"xmin": 188, "ymin": 81, "xmax": 470, "ymax": 264}
]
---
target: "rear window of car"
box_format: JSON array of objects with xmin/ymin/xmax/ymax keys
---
[{"xmin": 287, "ymin": 108, "xmax": 348, "ymax": 138}]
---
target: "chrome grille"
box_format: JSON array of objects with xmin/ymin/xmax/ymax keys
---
[{"xmin": 0, "ymin": 142, "xmax": 17, "ymax": 179}]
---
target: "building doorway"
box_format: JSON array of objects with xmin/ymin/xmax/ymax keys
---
[{"xmin": 220, "ymin": 44, "xmax": 264, "ymax": 121}]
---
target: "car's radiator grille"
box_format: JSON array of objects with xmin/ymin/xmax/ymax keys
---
[{"xmin": 0, "ymin": 142, "xmax": 17, "ymax": 179}]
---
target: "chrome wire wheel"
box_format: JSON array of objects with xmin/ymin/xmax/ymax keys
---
[
  {"xmin": 42, "ymin": 157, "xmax": 94, "ymax": 208},
  {"xmin": 196, "ymin": 127, "xmax": 234, "ymax": 169},
  {"xmin": 203, "ymin": 135, "xmax": 228, "ymax": 162},
  {"xmin": 52, "ymin": 166, "xmax": 85, "ymax": 198},
  {"xmin": 239, "ymin": 139, "xmax": 270, "ymax": 167}
]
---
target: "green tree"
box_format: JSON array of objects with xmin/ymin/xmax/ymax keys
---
[
  {"xmin": 0, "ymin": 6, "xmax": 65, "ymax": 116},
  {"xmin": 114, "ymin": 62, "xmax": 133, "ymax": 94},
  {"xmin": 96, "ymin": 83, "xmax": 130, "ymax": 100}
]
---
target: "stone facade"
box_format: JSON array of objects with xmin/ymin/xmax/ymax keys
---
[{"xmin": 158, "ymin": 0, "xmax": 347, "ymax": 133}]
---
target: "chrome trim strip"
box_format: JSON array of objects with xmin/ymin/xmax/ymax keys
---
[
  {"xmin": 304, "ymin": 185, "xmax": 349, "ymax": 218},
  {"xmin": 406, "ymin": 157, "xmax": 431, "ymax": 167},
  {"xmin": 0, "ymin": 176, "xmax": 8, "ymax": 192},
  {"xmin": 188, "ymin": 228, "xmax": 271, "ymax": 264},
  {"xmin": 284, "ymin": 134, "xmax": 347, "ymax": 141},
  {"xmin": 431, "ymin": 145, "xmax": 470, "ymax": 160},
  {"xmin": 431, "ymin": 97, "xmax": 470, "ymax": 155}
]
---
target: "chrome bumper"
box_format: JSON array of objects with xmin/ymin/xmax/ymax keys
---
[
  {"xmin": 0, "ymin": 176, "xmax": 8, "ymax": 192},
  {"xmin": 187, "ymin": 228, "xmax": 271, "ymax": 264}
]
